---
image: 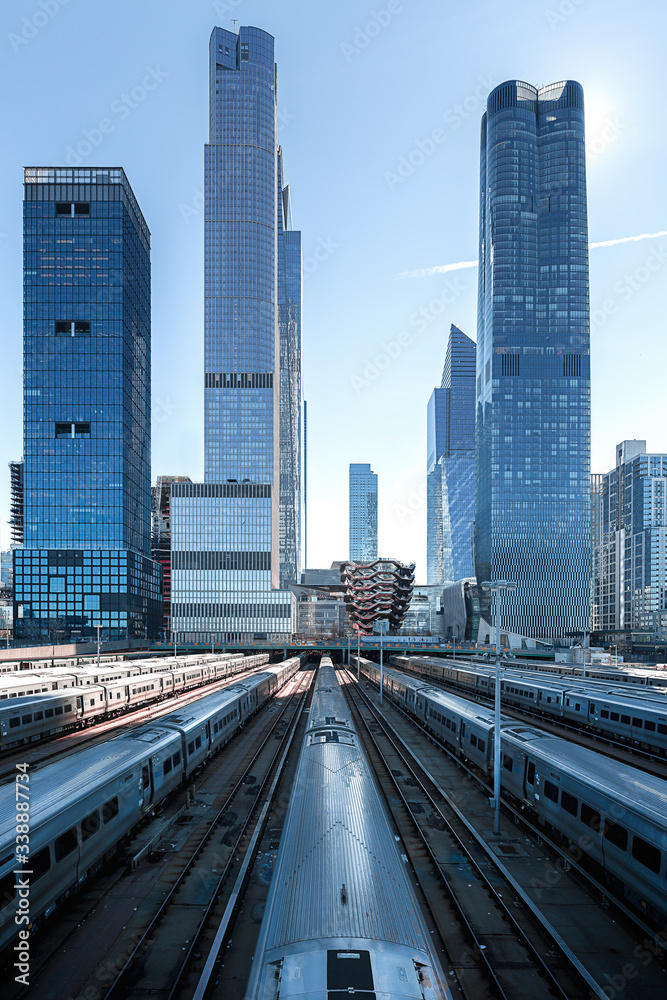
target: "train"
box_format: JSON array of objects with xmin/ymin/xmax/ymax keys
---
[
  {"xmin": 0, "ymin": 653, "xmax": 270, "ymax": 750},
  {"xmin": 246, "ymin": 655, "xmax": 452, "ymax": 1000},
  {"xmin": 356, "ymin": 657, "xmax": 667, "ymax": 928},
  {"xmin": 390, "ymin": 655, "xmax": 667, "ymax": 757},
  {"xmin": 0, "ymin": 656, "xmax": 305, "ymax": 957}
]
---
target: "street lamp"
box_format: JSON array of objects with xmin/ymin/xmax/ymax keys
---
[{"xmin": 480, "ymin": 580, "xmax": 517, "ymax": 835}]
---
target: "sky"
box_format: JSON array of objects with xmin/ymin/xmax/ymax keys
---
[{"xmin": 0, "ymin": 0, "xmax": 665, "ymax": 582}]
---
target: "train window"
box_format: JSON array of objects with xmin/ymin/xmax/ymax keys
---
[
  {"xmin": 604, "ymin": 820, "xmax": 628, "ymax": 851},
  {"xmin": 81, "ymin": 810, "xmax": 100, "ymax": 841},
  {"xmin": 55, "ymin": 706, "xmax": 63, "ymax": 716},
  {"xmin": 600, "ymin": 710, "xmax": 609, "ymax": 719},
  {"xmin": 632, "ymin": 836, "xmax": 661, "ymax": 874},
  {"xmin": 9, "ymin": 718, "xmax": 20, "ymax": 729},
  {"xmin": 34, "ymin": 711, "xmax": 43, "ymax": 721},
  {"xmin": 173, "ymin": 752, "xmax": 181, "ymax": 766},
  {"xmin": 102, "ymin": 797, "xmax": 119, "ymax": 824},
  {"xmin": 644, "ymin": 721, "xmax": 656, "ymax": 732},
  {"xmin": 543, "ymin": 781, "xmax": 559, "ymax": 803},
  {"xmin": 187, "ymin": 741, "xmax": 195, "ymax": 754},
  {"xmin": 478, "ymin": 739, "xmax": 486, "ymax": 752},
  {"xmin": 64, "ymin": 704, "xmax": 72, "ymax": 713},
  {"xmin": 527, "ymin": 762, "xmax": 535, "ymax": 784},
  {"xmin": 658, "ymin": 724, "xmax": 667, "ymax": 736},
  {"xmin": 45, "ymin": 709, "xmax": 54, "ymax": 718},
  {"xmin": 620, "ymin": 715, "xmax": 630, "ymax": 725},
  {"xmin": 32, "ymin": 846, "xmax": 51, "ymax": 881},
  {"xmin": 502, "ymin": 754, "xmax": 513, "ymax": 772},
  {"xmin": 470, "ymin": 734, "xmax": 477, "ymax": 747},
  {"xmin": 22, "ymin": 715, "xmax": 32, "ymax": 725},
  {"xmin": 589, "ymin": 703, "xmax": 595, "ymax": 712},
  {"xmin": 213, "ymin": 722, "xmax": 218, "ymax": 734},
  {"xmin": 581, "ymin": 804, "xmax": 601, "ymax": 832},
  {"xmin": 54, "ymin": 828, "xmax": 78, "ymax": 862},
  {"xmin": 163, "ymin": 758, "xmax": 173, "ymax": 775},
  {"xmin": 561, "ymin": 791, "xmax": 578, "ymax": 816},
  {"xmin": 142, "ymin": 766, "xmax": 150, "ymax": 790},
  {"xmin": 610, "ymin": 712, "xmax": 619, "ymax": 722},
  {"xmin": 632, "ymin": 717, "xmax": 642, "ymax": 728},
  {"xmin": 195, "ymin": 736, "xmax": 202, "ymax": 749}
]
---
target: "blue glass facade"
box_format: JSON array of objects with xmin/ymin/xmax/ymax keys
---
[
  {"xmin": 475, "ymin": 81, "xmax": 591, "ymax": 638},
  {"xmin": 427, "ymin": 325, "xmax": 476, "ymax": 585},
  {"xmin": 14, "ymin": 167, "xmax": 161, "ymax": 641},
  {"xmin": 349, "ymin": 463, "xmax": 378, "ymax": 561},
  {"xmin": 171, "ymin": 26, "xmax": 301, "ymax": 642}
]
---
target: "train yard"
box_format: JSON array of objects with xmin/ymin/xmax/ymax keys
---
[{"xmin": 0, "ymin": 650, "xmax": 665, "ymax": 999}]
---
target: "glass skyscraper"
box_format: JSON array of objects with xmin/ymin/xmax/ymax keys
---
[
  {"xmin": 349, "ymin": 463, "xmax": 378, "ymax": 561},
  {"xmin": 475, "ymin": 81, "xmax": 591, "ymax": 638},
  {"xmin": 427, "ymin": 324, "xmax": 476, "ymax": 586},
  {"xmin": 170, "ymin": 26, "xmax": 301, "ymax": 642},
  {"xmin": 14, "ymin": 167, "xmax": 161, "ymax": 642}
]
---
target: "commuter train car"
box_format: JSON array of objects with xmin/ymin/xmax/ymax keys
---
[
  {"xmin": 246, "ymin": 656, "xmax": 452, "ymax": 1000},
  {"xmin": 0, "ymin": 657, "xmax": 305, "ymax": 955},
  {"xmin": 0, "ymin": 653, "xmax": 271, "ymax": 750},
  {"xmin": 391, "ymin": 655, "xmax": 667, "ymax": 756},
  {"xmin": 358, "ymin": 658, "xmax": 667, "ymax": 927}
]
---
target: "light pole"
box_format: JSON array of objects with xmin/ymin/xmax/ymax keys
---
[
  {"xmin": 481, "ymin": 580, "xmax": 516, "ymax": 835},
  {"xmin": 95, "ymin": 624, "xmax": 102, "ymax": 672},
  {"xmin": 379, "ymin": 633, "xmax": 384, "ymax": 706},
  {"xmin": 356, "ymin": 628, "xmax": 360, "ymax": 680}
]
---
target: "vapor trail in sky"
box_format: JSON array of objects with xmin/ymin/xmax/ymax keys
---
[{"xmin": 398, "ymin": 229, "xmax": 667, "ymax": 278}]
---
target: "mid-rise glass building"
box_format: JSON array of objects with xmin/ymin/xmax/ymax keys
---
[
  {"xmin": 427, "ymin": 325, "xmax": 476, "ymax": 585},
  {"xmin": 596, "ymin": 441, "xmax": 667, "ymax": 638},
  {"xmin": 349, "ymin": 463, "xmax": 378, "ymax": 561},
  {"xmin": 475, "ymin": 81, "xmax": 591, "ymax": 638},
  {"xmin": 171, "ymin": 26, "xmax": 302, "ymax": 642},
  {"xmin": 14, "ymin": 167, "xmax": 161, "ymax": 641}
]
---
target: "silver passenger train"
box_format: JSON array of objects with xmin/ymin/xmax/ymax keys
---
[
  {"xmin": 0, "ymin": 653, "xmax": 270, "ymax": 750},
  {"xmin": 246, "ymin": 656, "xmax": 452, "ymax": 1000},
  {"xmin": 391, "ymin": 655, "xmax": 667, "ymax": 757},
  {"xmin": 0, "ymin": 656, "xmax": 304, "ymax": 956},
  {"xmin": 358, "ymin": 658, "xmax": 667, "ymax": 927}
]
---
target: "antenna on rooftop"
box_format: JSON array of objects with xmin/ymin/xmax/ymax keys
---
[{"xmin": 232, "ymin": 19, "xmax": 238, "ymax": 32}]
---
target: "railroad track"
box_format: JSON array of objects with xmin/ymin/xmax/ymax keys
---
[
  {"xmin": 340, "ymin": 669, "xmax": 598, "ymax": 1000},
  {"xmin": 344, "ymin": 667, "xmax": 667, "ymax": 991},
  {"xmin": 99, "ymin": 667, "xmax": 313, "ymax": 1000},
  {"xmin": 0, "ymin": 663, "xmax": 268, "ymax": 782}
]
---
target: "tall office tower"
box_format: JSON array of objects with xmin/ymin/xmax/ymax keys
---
[
  {"xmin": 598, "ymin": 441, "xmax": 667, "ymax": 638},
  {"xmin": 14, "ymin": 168, "xmax": 161, "ymax": 642},
  {"xmin": 152, "ymin": 476, "xmax": 192, "ymax": 638},
  {"xmin": 475, "ymin": 81, "xmax": 591, "ymax": 638},
  {"xmin": 427, "ymin": 324, "xmax": 476, "ymax": 586},
  {"xmin": 170, "ymin": 26, "xmax": 301, "ymax": 643},
  {"xmin": 349, "ymin": 463, "xmax": 378, "ymax": 561}
]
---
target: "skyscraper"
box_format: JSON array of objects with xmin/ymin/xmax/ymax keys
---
[
  {"xmin": 349, "ymin": 463, "xmax": 378, "ymax": 561},
  {"xmin": 14, "ymin": 167, "xmax": 161, "ymax": 641},
  {"xmin": 170, "ymin": 26, "xmax": 302, "ymax": 643},
  {"xmin": 475, "ymin": 81, "xmax": 591, "ymax": 638},
  {"xmin": 596, "ymin": 442, "xmax": 667, "ymax": 638},
  {"xmin": 427, "ymin": 324, "xmax": 476, "ymax": 585}
]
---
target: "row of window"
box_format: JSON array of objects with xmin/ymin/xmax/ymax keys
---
[
  {"xmin": 213, "ymin": 708, "xmax": 238, "ymax": 734},
  {"xmin": 162, "ymin": 751, "xmax": 181, "ymax": 775},
  {"xmin": 0, "ymin": 796, "xmax": 119, "ymax": 907},
  {"xmin": 598, "ymin": 709, "xmax": 666, "ymax": 734},
  {"xmin": 8, "ymin": 704, "xmax": 72, "ymax": 727}
]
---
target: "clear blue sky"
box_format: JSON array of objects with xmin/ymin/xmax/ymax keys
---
[{"xmin": 0, "ymin": 0, "xmax": 665, "ymax": 582}]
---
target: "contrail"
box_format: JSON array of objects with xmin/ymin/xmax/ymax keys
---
[{"xmin": 399, "ymin": 229, "xmax": 667, "ymax": 278}]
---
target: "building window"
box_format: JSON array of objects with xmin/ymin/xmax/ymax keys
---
[
  {"xmin": 55, "ymin": 422, "xmax": 91, "ymax": 439},
  {"xmin": 55, "ymin": 202, "xmax": 90, "ymax": 217},
  {"xmin": 55, "ymin": 321, "xmax": 91, "ymax": 337}
]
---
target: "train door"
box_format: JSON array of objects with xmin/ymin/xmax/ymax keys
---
[
  {"xmin": 141, "ymin": 760, "xmax": 154, "ymax": 810},
  {"xmin": 459, "ymin": 721, "xmax": 465, "ymax": 751},
  {"xmin": 524, "ymin": 758, "xmax": 537, "ymax": 806},
  {"xmin": 76, "ymin": 694, "xmax": 84, "ymax": 720}
]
